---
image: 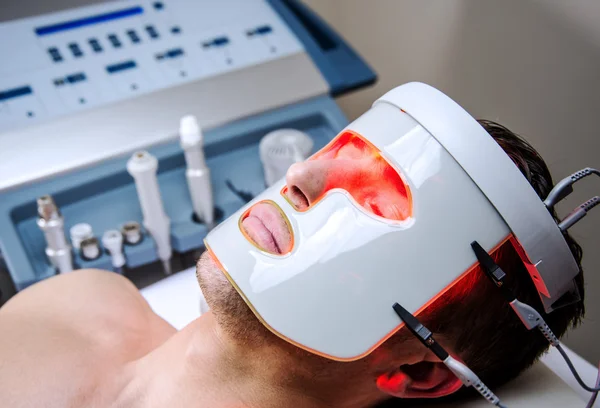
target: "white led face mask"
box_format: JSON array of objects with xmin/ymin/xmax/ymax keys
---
[{"xmin": 205, "ymin": 82, "xmax": 580, "ymax": 361}]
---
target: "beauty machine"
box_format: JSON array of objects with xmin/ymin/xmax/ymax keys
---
[
  {"xmin": 0, "ymin": 0, "xmax": 375, "ymax": 299},
  {"xmin": 205, "ymin": 82, "xmax": 600, "ymax": 407}
]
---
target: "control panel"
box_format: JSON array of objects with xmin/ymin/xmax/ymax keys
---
[{"xmin": 0, "ymin": 0, "xmax": 304, "ymax": 132}]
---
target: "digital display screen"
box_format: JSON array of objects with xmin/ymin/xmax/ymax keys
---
[{"xmin": 34, "ymin": 6, "xmax": 143, "ymax": 36}]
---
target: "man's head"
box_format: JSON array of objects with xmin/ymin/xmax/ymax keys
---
[{"xmin": 196, "ymin": 119, "xmax": 584, "ymax": 404}]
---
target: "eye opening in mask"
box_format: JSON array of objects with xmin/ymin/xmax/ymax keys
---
[
  {"xmin": 238, "ymin": 200, "xmax": 294, "ymax": 256},
  {"xmin": 281, "ymin": 130, "xmax": 413, "ymax": 221}
]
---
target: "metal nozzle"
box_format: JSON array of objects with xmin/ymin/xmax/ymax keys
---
[
  {"xmin": 121, "ymin": 221, "xmax": 143, "ymax": 245},
  {"xmin": 80, "ymin": 237, "xmax": 101, "ymax": 261},
  {"xmin": 37, "ymin": 195, "xmax": 60, "ymax": 221}
]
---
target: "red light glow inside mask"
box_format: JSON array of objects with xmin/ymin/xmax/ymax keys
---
[{"xmin": 283, "ymin": 131, "xmax": 412, "ymax": 221}]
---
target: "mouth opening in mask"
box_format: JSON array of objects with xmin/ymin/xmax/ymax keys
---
[{"xmin": 239, "ymin": 200, "xmax": 294, "ymax": 255}]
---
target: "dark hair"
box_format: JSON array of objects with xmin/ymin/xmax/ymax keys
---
[
  {"xmin": 383, "ymin": 120, "xmax": 585, "ymax": 395},
  {"xmin": 431, "ymin": 120, "xmax": 585, "ymax": 386}
]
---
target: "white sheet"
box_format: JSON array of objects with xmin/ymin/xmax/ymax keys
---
[{"xmin": 140, "ymin": 267, "xmax": 203, "ymax": 331}]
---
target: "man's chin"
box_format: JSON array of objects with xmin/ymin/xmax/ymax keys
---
[
  {"xmin": 196, "ymin": 250, "xmax": 219, "ymax": 282},
  {"xmin": 196, "ymin": 250, "xmax": 232, "ymax": 304},
  {"xmin": 195, "ymin": 250, "xmax": 270, "ymax": 344}
]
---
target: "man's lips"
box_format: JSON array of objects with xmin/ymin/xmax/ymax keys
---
[{"xmin": 241, "ymin": 202, "xmax": 292, "ymax": 255}]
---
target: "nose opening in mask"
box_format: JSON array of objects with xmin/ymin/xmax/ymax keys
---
[
  {"xmin": 238, "ymin": 200, "xmax": 294, "ymax": 255},
  {"xmin": 282, "ymin": 130, "xmax": 413, "ymax": 221}
]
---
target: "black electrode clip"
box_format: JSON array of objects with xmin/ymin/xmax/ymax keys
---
[
  {"xmin": 471, "ymin": 241, "xmax": 557, "ymax": 335},
  {"xmin": 470, "ymin": 242, "xmax": 600, "ymax": 399},
  {"xmin": 471, "ymin": 241, "xmax": 516, "ymax": 303},
  {"xmin": 392, "ymin": 302, "xmax": 506, "ymax": 407},
  {"xmin": 392, "ymin": 302, "xmax": 449, "ymax": 361}
]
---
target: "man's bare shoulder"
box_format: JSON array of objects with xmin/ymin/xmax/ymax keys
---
[
  {"xmin": 0, "ymin": 269, "xmax": 175, "ymax": 343},
  {"xmin": 0, "ymin": 269, "xmax": 176, "ymax": 407}
]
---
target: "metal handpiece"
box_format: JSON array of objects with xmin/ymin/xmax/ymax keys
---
[{"xmin": 36, "ymin": 195, "xmax": 73, "ymax": 274}]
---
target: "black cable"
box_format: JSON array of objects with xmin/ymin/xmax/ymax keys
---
[
  {"xmin": 558, "ymin": 196, "xmax": 600, "ymax": 232},
  {"xmin": 544, "ymin": 167, "xmax": 600, "ymax": 210},
  {"xmin": 556, "ymin": 344, "xmax": 600, "ymax": 392},
  {"xmin": 225, "ymin": 179, "xmax": 255, "ymax": 203},
  {"xmin": 472, "ymin": 240, "xmax": 600, "ymax": 401},
  {"xmin": 585, "ymin": 362, "xmax": 600, "ymax": 408}
]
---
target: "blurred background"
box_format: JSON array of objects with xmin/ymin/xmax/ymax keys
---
[{"xmin": 303, "ymin": 0, "xmax": 600, "ymax": 365}]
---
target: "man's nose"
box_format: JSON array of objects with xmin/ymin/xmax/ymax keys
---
[{"xmin": 285, "ymin": 160, "xmax": 330, "ymax": 210}]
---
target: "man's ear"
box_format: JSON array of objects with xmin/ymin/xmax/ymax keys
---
[{"xmin": 376, "ymin": 361, "xmax": 463, "ymax": 399}]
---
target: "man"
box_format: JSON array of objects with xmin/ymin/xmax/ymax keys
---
[{"xmin": 0, "ymin": 119, "xmax": 584, "ymax": 408}]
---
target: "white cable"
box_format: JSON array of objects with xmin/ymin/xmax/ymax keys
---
[
  {"xmin": 444, "ymin": 356, "xmax": 505, "ymax": 407},
  {"xmin": 127, "ymin": 151, "xmax": 172, "ymax": 274},
  {"xmin": 180, "ymin": 115, "xmax": 214, "ymax": 227}
]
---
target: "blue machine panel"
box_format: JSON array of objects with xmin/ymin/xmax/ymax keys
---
[
  {"xmin": 0, "ymin": 96, "xmax": 348, "ymax": 291},
  {"xmin": 0, "ymin": 0, "xmax": 375, "ymax": 300}
]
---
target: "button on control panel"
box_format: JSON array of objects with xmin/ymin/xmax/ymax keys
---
[{"xmin": 0, "ymin": 0, "xmax": 305, "ymax": 132}]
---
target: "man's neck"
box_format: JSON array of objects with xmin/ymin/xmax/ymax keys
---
[{"xmin": 121, "ymin": 312, "xmax": 383, "ymax": 408}]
